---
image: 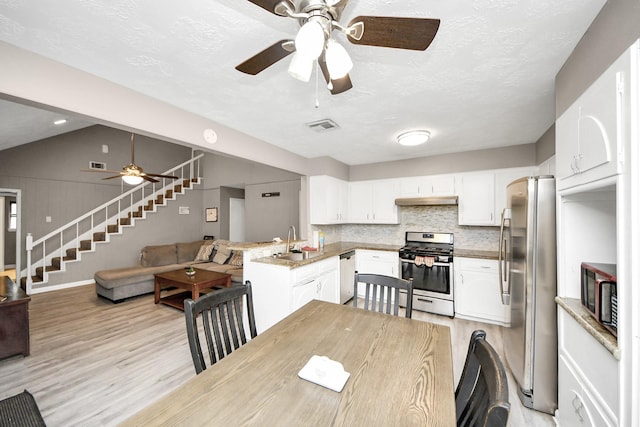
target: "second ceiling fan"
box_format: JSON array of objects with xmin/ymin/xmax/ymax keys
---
[{"xmin": 235, "ymin": 0, "xmax": 440, "ymax": 94}]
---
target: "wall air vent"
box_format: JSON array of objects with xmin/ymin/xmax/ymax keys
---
[
  {"xmin": 89, "ymin": 161, "xmax": 106, "ymax": 170},
  {"xmin": 306, "ymin": 119, "xmax": 340, "ymax": 133}
]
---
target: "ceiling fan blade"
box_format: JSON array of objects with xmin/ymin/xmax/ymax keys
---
[
  {"xmin": 141, "ymin": 175, "xmax": 159, "ymax": 183},
  {"xmin": 347, "ymin": 16, "xmax": 440, "ymax": 51},
  {"xmin": 318, "ymin": 54, "xmax": 353, "ymax": 95},
  {"xmin": 246, "ymin": 0, "xmax": 293, "ymax": 15},
  {"xmin": 82, "ymin": 169, "xmax": 126, "ymax": 174},
  {"xmin": 236, "ymin": 40, "xmax": 295, "ymax": 75},
  {"xmin": 144, "ymin": 173, "xmax": 179, "ymax": 179},
  {"xmin": 101, "ymin": 175, "xmax": 123, "ymax": 180}
]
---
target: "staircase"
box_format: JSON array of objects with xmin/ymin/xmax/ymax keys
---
[{"xmin": 22, "ymin": 154, "xmax": 204, "ymax": 292}]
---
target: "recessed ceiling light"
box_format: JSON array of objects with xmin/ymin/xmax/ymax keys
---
[
  {"xmin": 54, "ymin": 119, "xmax": 67, "ymax": 125},
  {"xmin": 397, "ymin": 130, "xmax": 430, "ymax": 146}
]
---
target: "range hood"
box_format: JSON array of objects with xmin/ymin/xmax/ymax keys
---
[{"xmin": 394, "ymin": 196, "xmax": 458, "ymax": 206}]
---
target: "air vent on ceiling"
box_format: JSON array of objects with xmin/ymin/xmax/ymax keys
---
[
  {"xmin": 306, "ymin": 119, "xmax": 340, "ymax": 133},
  {"xmin": 89, "ymin": 161, "xmax": 106, "ymax": 170}
]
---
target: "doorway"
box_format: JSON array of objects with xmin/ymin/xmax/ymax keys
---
[
  {"xmin": 0, "ymin": 189, "xmax": 21, "ymax": 284},
  {"xmin": 229, "ymin": 197, "xmax": 246, "ymax": 242}
]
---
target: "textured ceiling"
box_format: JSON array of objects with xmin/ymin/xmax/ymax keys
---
[{"xmin": 0, "ymin": 0, "xmax": 605, "ymax": 165}]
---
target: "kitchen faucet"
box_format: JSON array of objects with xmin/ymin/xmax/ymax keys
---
[{"xmin": 286, "ymin": 225, "xmax": 296, "ymax": 253}]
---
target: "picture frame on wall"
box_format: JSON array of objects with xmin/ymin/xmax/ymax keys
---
[{"xmin": 205, "ymin": 207, "xmax": 218, "ymax": 222}]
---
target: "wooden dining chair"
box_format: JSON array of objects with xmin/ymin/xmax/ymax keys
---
[
  {"xmin": 184, "ymin": 281, "xmax": 257, "ymax": 374},
  {"xmin": 455, "ymin": 330, "xmax": 510, "ymax": 427},
  {"xmin": 353, "ymin": 272, "xmax": 414, "ymax": 318}
]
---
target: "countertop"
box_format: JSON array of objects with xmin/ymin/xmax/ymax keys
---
[
  {"xmin": 555, "ymin": 296, "xmax": 619, "ymax": 360},
  {"xmin": 253, "ymin": 241, "xmax": 498, "ymax": 268},
  {"xmin": 253, "ymin": 241, "xmax": 401, "ymax": 269},
  {"xmin": 453, "ymin": 248, "xmax": 499, "ymax": 260}
]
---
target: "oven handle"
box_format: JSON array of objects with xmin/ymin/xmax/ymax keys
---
[
  {"xmin": 400, "ymin": 259, "xmax": 451, "ymax": 267},
  {"xmin": 498, "ymin": 208, "xmax": 511, "ymax": 305}
]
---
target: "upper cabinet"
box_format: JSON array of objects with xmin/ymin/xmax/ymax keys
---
[
  {"xmin": 457, "ymin": 173, "xmax": 495, "ymax": 225},
  {"xmin": 457, "ymin": 167, "xmax": 535, "ymax": 226},
  {"xmin": 348, "ymin": 180, "xmax": 399, "ymax": 224},
  {"xmin": 309, "ymin": 175, "xmax": 348, "ymax": 224},
  {"xmin": 556, "ymin": 49, "xmax": 628, "ymax": 191},
  {"xmin": 398, "ymin": 175, "xmax": 455, "ymax": 197}
]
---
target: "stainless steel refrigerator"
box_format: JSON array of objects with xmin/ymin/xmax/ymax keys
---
[{"xmin": 498, "ymin": 175, "xmax": 557, "ymax": 414}]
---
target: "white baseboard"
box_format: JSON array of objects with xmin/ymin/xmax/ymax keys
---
[{"xmin": 30, "ymin": 280, "xmax": 94, "ymax": 294}]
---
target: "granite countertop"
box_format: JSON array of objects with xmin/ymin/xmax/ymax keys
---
[
  {"xmin": 454, "ymin": 248, "xmax": 499, "ymax": 260},
  {"xmin": 253, "ymin": 241, "xmax": 401, "ymax": 269},
  {"xmin": 555, "ymin": 296, "xmax": 619, "ymax": 360}
]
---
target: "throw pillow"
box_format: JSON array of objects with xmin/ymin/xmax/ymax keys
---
[
  {"xmin": 227, "ymin": 250, "xmax": 243, "ymax": 266},
  {"xmin": 193, "ymin": 243, "xmax": 214, "ymax": 263},
  {"xmin": 212, "ymin": 245, "xmax": 232, "ymax": 264}
]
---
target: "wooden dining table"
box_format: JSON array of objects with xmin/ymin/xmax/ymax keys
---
[{"xmin": 121, "ymin": 300, "xmax": 456, "ymax": 426}]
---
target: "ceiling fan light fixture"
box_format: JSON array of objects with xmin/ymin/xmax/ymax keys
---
[
  {"xmin": 122, "ymin": 174, "xmax": 144, "ymax": 185},
  {"xmin": 397, "ymin": 130, "xmax": 431, "ymax": 146},
  {"xmin": 325, "ymin": 39, "xmax": 353, "ymax": 79},
  {"xmin": 295, "ymin": 20, "xmax": 325, "ymax": 60},
  {"xmin": 288, "ymin": 52, "xmax": 314, "ymax": 82}
]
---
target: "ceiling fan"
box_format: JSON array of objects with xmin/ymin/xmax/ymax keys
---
[
  {"xmin": 235, "ymin": 0, "xmax": 440, "ymax": 94},
  {"xmin": 83, "ymin": 134, "xmax": 178, "ymax": 185}
]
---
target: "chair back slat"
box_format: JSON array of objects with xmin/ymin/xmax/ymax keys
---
[
  {"xmin": 455, "ymin": 330, "xmax": 510, "ymax": 427},
  {"xmin": 185, "ymin": 282, "xmax": 258, "ymax": 375},
  {"xmin": 354, "ymin": 272, "xmax": 413, "ymax": 318}
]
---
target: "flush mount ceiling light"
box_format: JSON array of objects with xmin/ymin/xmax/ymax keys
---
[
  {"xmin": 53, "ymin": 119, "xmax": 67, "ymax": 125},
  {"xmin": 397, "ymin": 130, "xmax": 431, "ymax": 146}
]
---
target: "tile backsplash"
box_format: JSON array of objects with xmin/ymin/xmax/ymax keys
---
[{"xmin": 312, "ymin": 205, "xmax": 500, "ymax": 251}]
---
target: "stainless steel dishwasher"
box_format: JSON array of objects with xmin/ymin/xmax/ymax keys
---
[{"xmin": 339, "ymin": 251, "xmax": 356, "ymax": 304}]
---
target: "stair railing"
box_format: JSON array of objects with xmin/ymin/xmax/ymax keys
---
[{"xmin": 24, "ymin": 153, "xmax": 204, "ymax": 292}]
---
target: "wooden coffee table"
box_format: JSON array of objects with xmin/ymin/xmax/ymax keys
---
[{"xmin": 154, "ymin": 268, "xmax": 232, "ymax": 310}]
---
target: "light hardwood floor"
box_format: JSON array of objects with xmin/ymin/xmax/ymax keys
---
[{"xmin": 0, "ymin": 284, "xmax": 556, "ymax": 426}]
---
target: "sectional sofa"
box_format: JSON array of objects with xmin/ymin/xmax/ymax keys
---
[{"xmin": 94, "ymin": 239, "xmax": 243, "ymax": 302}]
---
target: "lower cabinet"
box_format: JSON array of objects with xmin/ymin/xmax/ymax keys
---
[
  {"xmin": 246, "ymin": 256, "xmax": 339, "ymax": 333},
  {"xmin": 557, "ymin": 308, "xmax": 618, "ymax": 426},
  {"xmin": 558, "ymin": 356, "xmax": 616, "ymax": 427},
  {"xmin": 354, "ymin": 249, "xmax": 399, "ymax": 298},
  {"xmin": 454, "ymin": 257, "xmax": 510, "ymax": 326}
]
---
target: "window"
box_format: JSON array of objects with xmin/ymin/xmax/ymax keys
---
[{"xmin": 8, "ymin": 201, "xmax": 16, "ymax": 231}]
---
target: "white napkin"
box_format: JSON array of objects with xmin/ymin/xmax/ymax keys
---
[{"xmin": 298, "ymin": 355, "xmax": 350, "ymax": 392}]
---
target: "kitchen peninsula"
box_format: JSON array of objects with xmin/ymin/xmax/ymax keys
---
[{"xmin": 245, "ymin": 241, "xmax": 400, "ymax": 332}]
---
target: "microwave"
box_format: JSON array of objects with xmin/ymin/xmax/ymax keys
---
[{"xmin": 581, "ymin": 262, "xmax": 617, "ymax": 336}]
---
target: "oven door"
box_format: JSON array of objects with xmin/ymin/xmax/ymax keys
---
[{"xmin": 400, "ymin": 259, "xmax": 453, "ymax": 300}]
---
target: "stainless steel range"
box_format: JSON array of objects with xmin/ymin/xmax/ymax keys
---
[{"xmin": 398, "ymin": 231, "xmax": 454, "ymax": 317}]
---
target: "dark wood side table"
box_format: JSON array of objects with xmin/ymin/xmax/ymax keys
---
[{"xmin": 0, "ymin": 276, "xmax": 31, "ymax": 359}]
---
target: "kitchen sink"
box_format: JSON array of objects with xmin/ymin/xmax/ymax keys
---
[{"xmin": 276, "ymin": 251, "xmax": 322, "ymax": 261}]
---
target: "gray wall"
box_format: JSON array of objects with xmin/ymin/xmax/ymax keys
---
[
  {"xmin": 556, "ymin": 0, "xmax": 640, "ymax": 116},
  {"xmin": 0, "ymin": 125, "xmax": 193, "ymax": 267},
  {"xmin": 349, "ymin": 143, "xmax": 537, "ymax": 181},
  {"xmin": 245, "ymin": 180, "xmax": 301, "ymax": 243},
  {"xmin": 535, "ymin": 125, "xmax": 555, "ymax": 165},
  {"xmin": 199, "ymin": 153, "xmax": 302, "ymax": 242}
]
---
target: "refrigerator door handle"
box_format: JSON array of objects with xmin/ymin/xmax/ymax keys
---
[{"xmin": 498, "ymin": 208, "xmax": 511, "ymax": 305}]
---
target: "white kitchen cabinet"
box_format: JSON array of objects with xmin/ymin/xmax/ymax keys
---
[
  {"xmin": 557, "ymin": 310, "xmax": 619, "ymax": 426},
  {"xmin": 355, "ymin": 249, "xmax": 399, "ymax": 277},
  {"xmin": 348, "ymin": 179, "xmax": 398, "ymax": 224},
  {"xmin": 309, "ymin": 175, "xmax": 348, "ymax": 224},
  {"xmin": 454, "ymin": 257, "xmax": 509, "ymax": 326},
  {"xmin": 398, "ymin": 175, "xmax": 455, "ymax": 197},
  {"xmin": 355, "ymin": 249, "xmax": 399, "ymax": 298},
  {"xmin": 555, "ymin": 48, "xmax": 628, "ymax": 191},
  {"xmin": 456, "ymin": 173, "xmax": 495, "ymax": 225},
  {"xmin": 246, "ymin": 256, "xmax": 340, "ymax": 333}
]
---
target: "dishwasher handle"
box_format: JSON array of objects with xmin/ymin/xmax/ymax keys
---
[{"xmin": 340, "ymin": 251, "xmax": 355, "ymax": 260}]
